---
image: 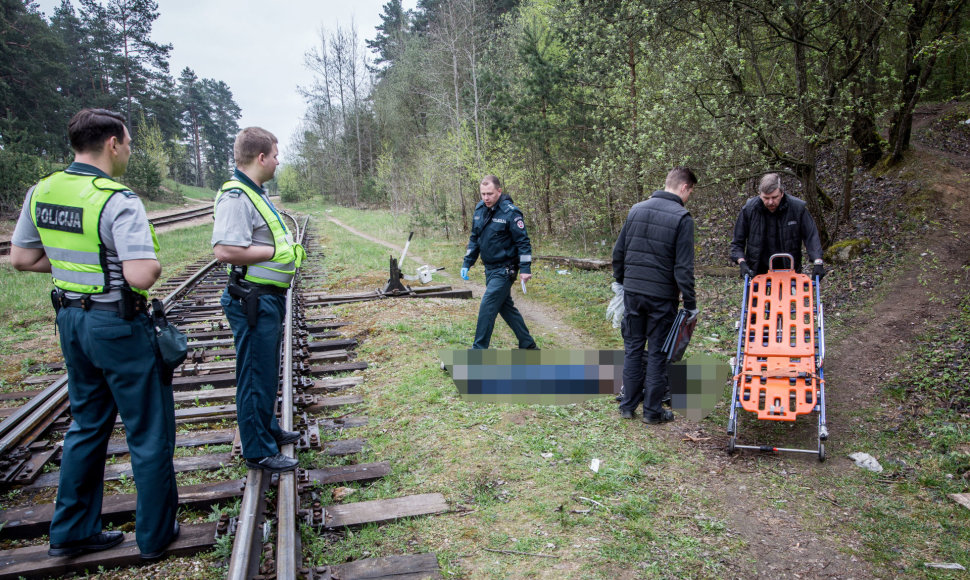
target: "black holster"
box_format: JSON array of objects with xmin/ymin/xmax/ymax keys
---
[
  {"xmin": 228, "ymin": 269, "xmax": 260, "ymax": 327},
  {"xmin": 51, "ymin": 289, "xmax": 63, "ymax": 313},
  {"xmin": 504, "ymin": 264, "xmax": 519, "ymax": 279},
  {"xmin": 119, "ymin": 286, "xmax": 139, "ymax": 320}
]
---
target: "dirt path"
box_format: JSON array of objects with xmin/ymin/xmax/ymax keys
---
[
  {"xmin": 325, "ymin": 215, "xmax": 596, "ymax": 349},
  {"xmin": 683, "ymin": 126, "xmax": 970, "ymax": 578}
]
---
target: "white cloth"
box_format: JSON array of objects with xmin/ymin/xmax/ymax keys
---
[{"xmin": 606, "ymin": 282, "xmax": 625, "ymax": 328}]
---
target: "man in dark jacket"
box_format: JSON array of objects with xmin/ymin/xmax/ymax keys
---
[
  {"xmin": 462, "ymin": 175, "xmax": 537, "ymax": 349},
  {"xmin": 612, "ymin": 167, "xmax": 698, "ymax": 424},
  {"xmin": 730, "ymin": 173, "xmax": 825, "ymax": 277}
]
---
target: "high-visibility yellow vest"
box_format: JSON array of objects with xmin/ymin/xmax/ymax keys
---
[
  {"xmin": 30, "ymin": 171, "xmax": 151, "ymax": 298},
  {"xmin": 215, "ymin": 179, "xmax": 296, "ymax": 288}
]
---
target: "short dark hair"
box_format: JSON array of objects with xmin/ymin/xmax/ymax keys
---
[
  {"xmin": 481, "ymin": 175, "xmax": 502, "ymax": 189},
  {"xmin": 234, "ymin": 127, "xmax": 278, "ymax": 166},
  {"xmin": 665, "ymin": 166, "xmax": 698, "ymax": 191},
  {"xmin": 758, "ymin": 173, "xmax": 783, "ymax": 195},
  {"xmin": 68, "ymin": 109, "xmax": 127, "ymax": 153}
]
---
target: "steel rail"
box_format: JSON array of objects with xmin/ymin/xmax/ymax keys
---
[
  {"xmin": 276, "ymin": 283, "xmax": 300, "ymax": 579},
  {"xmin": 161, "ymin": 259, "xmax": 220, "ymax": 312},
  {"xmin": 148, "ymin": 206, "xmax": 214, "ymax": 227},
  {"xmin": 229, "ymin": 213, "xmax": 309, "ymax": 579},
  {"xmin": 0, "ymin": 259, "xmax": 220, "ymax": 457},
  {"xmin": 226, "ymin": 469, "xmax": 267, "ymax": 579},
  {"xmin": 276, "ymin": 213, "xmax": 307, "ymax": 579}
]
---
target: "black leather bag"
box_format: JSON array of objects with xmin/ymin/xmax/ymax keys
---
[
  {"xmin": 662, "ymin": 309, "xmax": 698, "ymax": 363},
  {"xmin": 151, "ymin": 299, "xmax": 187, "ymax": 384}
]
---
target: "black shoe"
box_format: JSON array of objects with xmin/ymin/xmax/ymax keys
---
[
  {"xmin": 643, "ymin": 409, "xmax": 675, "ymax": 425},
  {"xmin": 140, "ymin": 521, "xmax": 180, "ymax": 561},
  {"xmin": 245, "ymin": 452, "xmax": 299, "ymax": 473},
  {"xmin": 620, "ymin": 409, "xmax": 635, "ymax": 420},
  {"xmin": 49, "ymin": 530, "xmax": 124, "ymax": 557},
  {"xmin": 274, "ymin": 429, "xmax": 302, "ymax": 446}
]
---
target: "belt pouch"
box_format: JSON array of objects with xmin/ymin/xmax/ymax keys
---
[{"xmin": 151, "ymin": 298, "xmax": 188, "ymax": 385}]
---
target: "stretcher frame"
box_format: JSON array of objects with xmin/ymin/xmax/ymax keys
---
[{"xmin": 726, "ymin": 254, "xmax": 828, "ymax": 461}]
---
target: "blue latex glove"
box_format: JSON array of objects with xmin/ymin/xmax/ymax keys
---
[{"xmin": 460, "ymin": 267, "xmax": 469, "ymax": 280}]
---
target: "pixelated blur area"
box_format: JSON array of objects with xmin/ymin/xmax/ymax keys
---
[
  {"xmin": 668, "ymin": 353, "xmax": 731, "ymax": 420},
  {"xmin": 439, "ymin": 350, "xmax": 624, "ymax": 405}
]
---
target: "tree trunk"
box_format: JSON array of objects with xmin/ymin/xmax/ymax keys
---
[
  {"xmin": 627, "ymin": 36, "xmax": 642, "ymax": 201},
  {"xmin": 192, "ymin": 116, "xmax": 202, "ymax": 187},
  {"xmin": 795, "ymin": 145, "xmax": 830, "ymax": 249}
]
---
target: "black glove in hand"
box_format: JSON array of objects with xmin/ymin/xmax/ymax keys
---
[
  {"xmin": 739, "ymin": 261, "xmax": 753, "ymax": 278},
  {"xmin": 812, "ymin": 263, "xmax": 826, "ymax": 280}
]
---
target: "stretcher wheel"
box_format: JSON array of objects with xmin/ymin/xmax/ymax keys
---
[
  {"xmin": 818, "ymin": 442, "xmax": 826, "ymax": 462},
  {"xmin": 728, "ymin": 434, "xmax": 737, "ymax": 454}
]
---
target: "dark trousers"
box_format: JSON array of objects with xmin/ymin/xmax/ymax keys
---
[
  {"xmin": 221, "ymin": 289, "xmax": 285, "ymax": 458},
  {"xmin": 50, "ymin": 308, "xmax": 177, "ymax": 554},
  {"xmin": 619, "ymin": 291, "xmax": 676, "ymax": 419},
  {"xmin": 472, "ymin": 266, "xmax": 536, "ymax": 349}
]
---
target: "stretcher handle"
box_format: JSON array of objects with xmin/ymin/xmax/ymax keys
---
[{"xmin": 768, "ymin": 253, "xmax": 795, "ymax": 271}]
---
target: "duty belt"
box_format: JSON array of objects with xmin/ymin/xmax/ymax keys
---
[
  {"xmin": 227, "ymin": 270, "xmax": 288, "ymax": 327},
  {"xmin": 51, "ymin": 289, "xmax": 147, "ymax": 320}
]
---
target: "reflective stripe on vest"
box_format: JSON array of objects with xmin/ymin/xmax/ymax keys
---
[
  {"xmin": 216, "ymin": 180, "xmax": 296, "ymax": 288},
  {"xmin": 29, "ymin": 172, "xmax": 129, "ymax": 295}
]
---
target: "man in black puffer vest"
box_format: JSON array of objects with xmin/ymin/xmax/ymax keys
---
[
  {"xmin": 612, "ymin": 167, "xmax": 698, "ymax": 424},
  {"xmin": 730, "ymin": 173, "xmax": 825, "ymax": 278}
]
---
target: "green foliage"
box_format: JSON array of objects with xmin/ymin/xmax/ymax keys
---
[
  {"xmin": 277, "ymin": 164, "xmax": 312, "ymax": 202},
  {"xmin": 0, "ymin": 150, "xmax": 54, "ymax": 212},
  {"xmin": 125, "ymin": 113, "xmax": 174, "ymax": 201},
  {"xmin": 0, "ymin": 0, "xmax": 239, "ymax": 196}
]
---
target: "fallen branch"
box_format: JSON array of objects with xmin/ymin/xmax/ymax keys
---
[
  {"xmin": 682, "ymin": 433, "xmax": 711, "ymax": 442},
  {"xmin": 577, "ymin": 496, "xmax": 610, "ymax": 512},
  {"xmin": 484, "ymin": 548, "xmax": 559, "ymax": 559},
  {"xmin": 533, "ymin": 255, "xmax": 610, "ymax": 271}
]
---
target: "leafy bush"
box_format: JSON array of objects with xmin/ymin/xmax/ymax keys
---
[{"xmin": 0, "ymin": 150, "xmax": 53, "ymax": 212}]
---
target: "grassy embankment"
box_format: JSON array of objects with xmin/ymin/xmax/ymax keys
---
[{"xmin": 286, "ymin": 200, "xmax": 967, "ymax": 578}]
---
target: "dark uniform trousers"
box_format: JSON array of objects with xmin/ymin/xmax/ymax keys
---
[
  {"xmin": 473, "ymin": 265, "xmax": 536, "ymax": 350},
  {"xmin": 220, "ymin": 289, "xmax": 285, "ymax": 458},
  {"xmin": 619, "ymin": 291, "xmax": 676, "ymax": 419},
  {"xmin": 50, "ymin": 307, "xmax": 178, "ymax": 554}
]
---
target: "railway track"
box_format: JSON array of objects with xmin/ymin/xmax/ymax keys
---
[
  {"xmin": 0, "ymin": 213, "xmax": 451, "ymax": 579},
  {"xmin": 148, "ymin": 205, "xmax": 214, "ymax": 227}
]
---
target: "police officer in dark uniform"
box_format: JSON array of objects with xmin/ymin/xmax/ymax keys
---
[
  {"xmin": 212, "ymin": 127, "xmax": 306, "ymax": 473},
  {"xmin": 461, "ymin": 175, "xmax": 537, "ymax": 349},
  {"xmin": 11, "ymin": 108, "xmax": 179, "ymax": 560}
]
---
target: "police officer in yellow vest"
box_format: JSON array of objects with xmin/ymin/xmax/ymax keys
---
[
  {"xmin": 212, "ymin": 127, "xmax": 306, "ymax": 473},
  {"xmin": 10, "ymin": 109, "xmax": 179, "ymax": 560}
]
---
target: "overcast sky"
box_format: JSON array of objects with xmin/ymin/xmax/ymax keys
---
[{"xmin": 33, "ymin": 0, "xmax": 413, "ymax": 157}]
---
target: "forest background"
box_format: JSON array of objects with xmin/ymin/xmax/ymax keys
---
[{"xmin": 2, "ymin": 0, "xmax": 969, "ymax": 256}]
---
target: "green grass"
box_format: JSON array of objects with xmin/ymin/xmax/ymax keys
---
[
  {"xmin": 281, "ymin": 195, "xmax": 970, "ymax": 578},
  {"xmin": 163, "ymin": 178, "xmax": 218, "ymax": 202}
]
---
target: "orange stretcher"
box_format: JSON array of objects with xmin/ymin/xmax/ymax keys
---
[{"xmin": 727, "ymin": 254, "xmax": 828, "ymax": 461}]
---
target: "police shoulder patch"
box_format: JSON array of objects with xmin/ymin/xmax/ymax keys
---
[{"xmin": 516, "ymin": 219, "xmax": 525, "ymax": 229}]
